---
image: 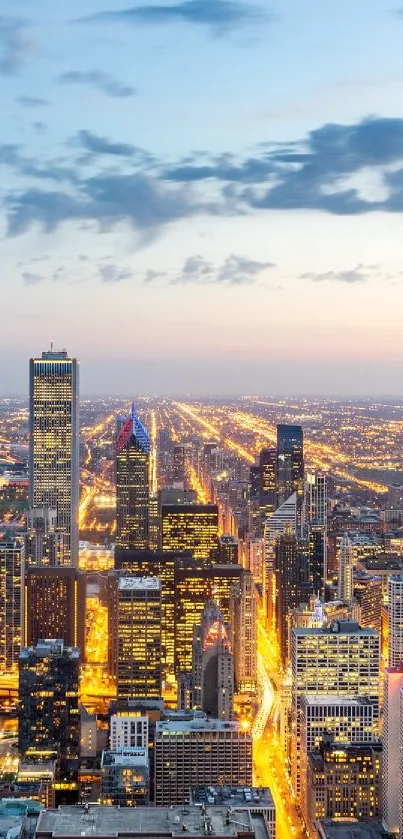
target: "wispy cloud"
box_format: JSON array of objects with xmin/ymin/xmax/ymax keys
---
[
  {"xmin": 300, "ymin": 264, "xmax": 377, "ymax": 284},
  {"xmin": 170, "ymin": 253, "xmax": 274, "ymax": 285},
  {"xmin": 22, "ymin": 271, "xmax": 43, "ymax": 285},
  {"xmin": 99, "ymin": 264, "xmax": 133, "ymax": 283},
  {"xmin": 16, "ymin": 95, "xmax": 50, "ymax": 108},
  {"xmin": 76, "ymin": 0, "xmax": 269, "ymax": 37},
  {"xmin": 75, "ymin": 130, "xmax": 138, "ymax": 158},
  {"xmin": 0, "ymin": 17, "xmax": 30, "ymax": 74},
  {"xmin": 58, "ymin": 70, "xmax": 136, "ymax": 98}
]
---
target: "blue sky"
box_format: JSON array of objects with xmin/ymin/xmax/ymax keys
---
[{"xmin": 2, "ymin": 0, "xmax": 403, "ymax": 394}]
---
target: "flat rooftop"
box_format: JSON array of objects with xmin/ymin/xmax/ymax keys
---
[
  {"xmin": 36, "ymin": 805, "xmax": 265, "ymax": 838},
  {"xmin": 118, "ymin": 576, "xmax": 161, "ymax": 591},
  {"xmin": 293, "ymin": 620, "xmax": 376, "ymax": 636},
  {"xmin": 101, "ymin": 748, "xmax": 148, "ymax": 768},
  {"xmin": 191, "ymin": 787, "xmax": 274, "ymax": 809},
  {"xmin": 156, "ymin": 719, "xmax": 245, "ymax": 734},
  {"xmin": 301, "ymin": 694, "xmax": 373, "ymax": 707},
  {"xmin": 318, "ymin": 821, "xmax": 389, "ymax": 839}
]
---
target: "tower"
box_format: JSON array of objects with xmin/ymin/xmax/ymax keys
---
[
  {"xmin": 29, "ymin": 349, "xmax": 79, "ymax": 566},
  {"xmin": 24, "ymin": 566, "xmax": 86, "ymax": 654},
  {"xmin": 338, "ymin": 532, "xmax": 353, "ymax": 604},
  {"xmin": 0, "ymin": 537, "xmax": 23, "ymax": 672},
  {"xmin": 192, "ymin": 600, "xmax": 234, "ymax": 720},
  {"xmin": 112, "ymin": 577, "xmax": 162, "ymax": 699},
  {"xmin": 388, "ymin": 574, "xmax": 403, "ymax": 667},
  {"xmin": 276, "ymin": 424, "xmax": 304, "ymax": 507},
  {"xmin": 116, "ymin": 404, "xmax": 150, "ymax": 550}
]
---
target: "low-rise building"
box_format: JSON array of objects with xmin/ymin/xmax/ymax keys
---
[
  {"xmin": 101, "ymin": 748, "xmax": 149, "ymax": 807},
  {"xmin": 191, "ymin": 786, "xmax": 275, "ymax": 839}
]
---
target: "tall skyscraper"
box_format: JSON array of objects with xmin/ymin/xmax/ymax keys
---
[
  {"xmin": 0, "ymin": 537, "xmax": 23, "ymax": 672},
  {"xmin": 24, "ymin": 566, "xmax": 86, "ymax": 654},
  {"xmin": 382, "ymin": 665, "xmax": 403, "ymax": 833},
  {"xmin": 230, "ymin": 570, "xmax": 257, "ymax": 694},
  {"xmin": 303, "ymin": 472, "xmax": 328, "ymax": 598},
  {"xmin": 259, "ymin": 448, "xmax": 277, "ymax": 497},
  {"xmin": 388, "ymin": 574, "xmax": 403, "ymax": 667},
  {"xmin": 30, "ymin": 349, "xmax": 79, "ymax": 566},
  {"xmin": 276, "ymin": 424, "xmax": 304, "ymax": 506},
  {"xmin": 338, "ymin": 533, "xmax": 353, "ymax": 604},
  {"xmin": 161, "ymin": 504, "xmax": 219, "ymax": 561},
  {"xmin": 275, "ymin": 530, "xmax": 306, "ymax": 664},
  {"xmin": 111, "ymin": 577, "xmax": 162, "ymax": 699},
  {"xmin": 18, "ymin": 639, "xmax": 80, "ymax": 761},
  {"xmin": 25, "ymin": 506, "xmax": 68, "ymax": 566},
  {"xmin": 192, "ymin": 600, "xmax": 234, "ymax": 720},
  {"xmin": 116, "ymin": 404, "xmax": 150, "ymax": 551}
]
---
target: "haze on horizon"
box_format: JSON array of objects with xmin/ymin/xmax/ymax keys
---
[{"xmin": 1, "ymin": 0, "xmax": 403, "ymax": 394}]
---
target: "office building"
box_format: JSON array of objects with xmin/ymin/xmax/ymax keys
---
[
  {"xmin": 148, "ymin": 495, "xmax": 159, "ymax": 551},
  {"xmin": 276, "ymin": 424, "xmax": 304, "ymax": 506},
  {"xmin": 192, "ymin": 600, "xmax": 234, "ymax": 720},
  {"xmin": 249, "ymin": 465, "xmax": 261, "ymax": 499},
  {"xmin": 230, "ymin": 570, "xmax": 257, "ymax": 694},
  {"xmin": 161, "ymin": 504, "xmax": 219, "ymax": 561},
  {"xmin": 260, "ymin": 448, "xmax": 277, "ymax": 497},
  {"xmin": 191, "ymin": 787, "xmax": 275, "ymax": 839},
  {"xmin": 18, "ymin": 639, "xmax": 80, "ymax": 761},
  {"xmin": 113, "ymin": 577, "xmax": 162, "ymax": 699},
  {"xmin": 316, "ymin": 823, "xmax": 389, "ymax": 839},
  {"xmin": 24, "ymin": 566, "xmax": 85, "ymax": 653},
  {"xmin": 275, "ymin": 530, "xmax": 306, "ymax": 664},
  {"xmin": 306, "ymin": 739, "xmax": 381, "ymax": 831},
  {"xmin": 29, "ymin": 349, "xmax": 79, "ymax": 566},
  {"xmin": 291, "ymin": 621, "xmax": 380, "ymax": 798},
  {"xmin": 25, "ymin": 506, "xmax": 67, "ymax": 566},
  {"xmin": 387, "ymin": 573, "xmax": 403, "ymax": 667},
  {"xmin": 382, "ymin": 664, "xmax": 403, "ymax": 833},
  {"xmin": 338, "ymin": 533, "xmax": 353, "ymax": 604},
  {"xmin": 101, "ymin": 748, "xmax": 149, "ymax": 806},
  {"xmin": 0, "ymin": 538, "xmax": 23, "ymax": 672},
  {"xmin": 35, "ymin": 804, "xmax": 273, "ymax": 839},
  {"xmin": 80, "ymin": 705, "xmax": 97, "ymax": 758},
  {"xmin": 110, "ymin": 713, "xmax": 149, "ymax": 750},
  {"xmin": 116, "ymin": 404, "xmax": 150, "ymax": 551},
  {"xmin": 155, "ymin": 714, "xmax": 252, "ymax": 805},
  {"xmin": 218, "ymin": 534, "xmax": 239, "ymax": 565},
  {"xmin": 172, "ymin": 445, "xmax": 187, "ymax": 485},
  {"xmin": 304, "ymin": 472, "xmax": 327, "ymax": 527},
  {"xmin": 265, "ymin": 493, "xmax": 297, "ymax": 540},
  {"xmin": 16, "ymin": 761, "xmax": 56, "ymax": 808},
  {"xmin": 353, "ymin": 575, "xmax": 382, "ymax": 632}
]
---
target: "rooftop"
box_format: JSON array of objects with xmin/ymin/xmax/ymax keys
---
[
  {"xmin": 317, "ymin": 821, "xmax": 389, "ymax": 839},
  {"xmin": 118, "ymin": 577, "xmax": 161, "ymax": 591},
  {"xmin": 191, "ymin": 787, "xmax": 274, "ymax": 809},
  {"xmin": 101, "ymin": 749, "xmax": 148, "ymax": 769},
  {"xmin": 19, "ymin": 640, "xmax": 79, "ymax": 660},
  {"xmin": 36, "ymin": 805, "xmax": 266, "ymax": 839},
  {"xmin": 293, "ymin": 619, "xmax": 376, "ymax": 637},
  {"xmin": 301, "ymin": 694, "xmax": 374, "ymax": 707},
  {"xmin": 156, "ymin": 717, "xmax": 246, "ymax": 735}
]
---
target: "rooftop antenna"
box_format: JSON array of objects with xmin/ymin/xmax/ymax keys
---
[{"xmin": 50, "ymin": 340, "xmax": 53, "ymax": 352}]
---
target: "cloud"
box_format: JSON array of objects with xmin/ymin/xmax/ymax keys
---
[
  {"xmin": 0, "ymin": 17, "xmax": 30, "ymax": 74},
  {"xmin": 173, "ymin": 253, "xmax": 274, "ymax": 284},
  {"xmin": 58, "ymin": 70, "xmax": 136, "ymax": 98},
  {"xmin": 75, "ymin": 129, "xmax": 137, "ymax": 158},
  {"xmin": 16, "ymin": 95, "xmax": 50, "ymax": 107},
  {"xmin": 144, "ymin": 269, "xmax": 167, "ymax": 283},
  {"xmin": 99, "ymin": 264, "xmax": 133, "ymax": 283},
  {"xmin": 77, "ymin": 0, "xmax": 268, "ymax": 36},
  {"xmin": 21, "ymin": 271, "xmax": 43, "ymax": 285},
  {"xmin": 300, "ymin": 264, "xmax": 375, "ymax": 284}
]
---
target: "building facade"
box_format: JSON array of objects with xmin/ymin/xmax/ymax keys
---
[
  {"xmin": 161, "ymin": 504, "xmax": 219, "ymax": 561},
  {"xmin": 0, "ymin": 538, "xmax": 23, "ymax": 672},
  {"xmin": 24, "ymin": 565, "xmax": 85, "ymax": 654},
  {"xmin": 116, "ymin": 405, "xmax": 150, "ymax": 551},
  {"xmin": 276, "ymin": 425, "xmax": 304, "ymax": 506},
  {"xmin": 113, "ymin": 577, "xmax": 162, "ymax": 699}
]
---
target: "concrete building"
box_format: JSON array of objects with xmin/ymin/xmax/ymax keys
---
[
  {"xmin": 387, "ymin": 573, "xmax": 403, "ymax": 667},
  {"xmin": 191, "ymin": 786, "xmax": 275, "ymax": 839},
  {"xmin": 0, "ymin": 538, "xmax": 23, "ymax": 672},
  {"xmin": 24, "ymin": 565, "xmax": 85, "ymax": 654},
  {"xmin": 192, "ymin": 600, "xmax": 234, "ymax": 720},
  {"xmin": 382, "ymin": 664, "xmax": 403, "ymax": 833},
  {"xmin": 25, "ymin": 506, "xmax": 67, "ymax": 567},
  {"xmin": 154, "ymin": 714, "xmax": 253, "ymax": 805},
  {"xmin": 35, "ymin": 804, "xmax": 272, "ymax": 839},
  {"xmin": 101, "ymin": 747, "xmax": 149, "ymax": 806},
  {"xmin": 80, "ymin": 706, "xmax": 97, "ymax": 758},
  {"xmin": 316, "ymin": 822, "xmax": 390, "ymax": 839},
  {"xmin": 110, "ymin": 713, "xmax": 149, "ymax": 750},
  {"xmin": 112, "ymin": 577, "xmax": 162, "ymax": 699}
]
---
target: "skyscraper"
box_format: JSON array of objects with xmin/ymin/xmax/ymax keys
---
[
  {"xmin": 0, "ymin": 537, "xmax": 23, "ymax": 672},
  {"xmin": 112, "ymin": 577, "xmax": 162, "ymax": 699},
  {"xmin": 161, "ymin": 504, "xmax": 219, "ymax": 561},
  {"xmin": 259, "ymin": 448, "xmax": 277, "ymax": 497},
  {"xmin": 276, "ymin": 425, "xmax": 304, "ymax": 506},
  {"xmin": 29, "ymin": 350, "xmax": 79, "ymax": 565},
  {"xmin": 192, "ymin": 600, "xmax": 234, "ymax": 720},
  {"xmin": 338, "ymin": 532, "xmax": 353, "ymax": 604},
  {"xmin": 275, "ymin": 530, "xmax": 306, "ymax": 664},
  {"xmin": 230, "ymin": 570, "xmax": 257, "ymax": 694},
  {"xmin": 116, "ymin": 405, "xmax": 150, "ymax": 551},
  {"xmin": 388, "ymin": 574, "xmax": 403, "ymax": 667},
  {"xmin": 24, "ymin": 566, "xmax": 86, "ymax": 654},
  {"xmin": 25, "ymin": 507, "xmax": 68, "ymax": 567}
]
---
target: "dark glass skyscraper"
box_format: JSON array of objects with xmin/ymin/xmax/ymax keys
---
[
  {"xmin": 260, "ymin": 448, "xmax": 277, "ymax": 496},
  {"xmin": 116, "ymin": 404, "xmax": 150, "ymax": 550},
  {"xmin": 276, "ymin": 424, "xmax": 304, "ymax": 506}
]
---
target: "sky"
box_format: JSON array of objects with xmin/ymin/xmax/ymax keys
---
[{"xmin": 1, "ymin": 0, "xmax": 403, "ymax": 395}]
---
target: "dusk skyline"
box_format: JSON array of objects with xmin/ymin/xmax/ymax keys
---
[{"xmin": 2, "ymin": 0, "xmax": 403, "ymax": 393}]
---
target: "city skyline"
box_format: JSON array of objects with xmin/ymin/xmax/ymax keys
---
[{"xmin": 1, "ymin": 1, "xmax": 403, "ymax": 393}]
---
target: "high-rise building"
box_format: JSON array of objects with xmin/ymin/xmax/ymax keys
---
[
  {"xmin": 161, "ymin": 504, "xmax": 219, "ymax": 561},
  {"xmin": 260, "ymin": 448, "xmax": 276, "ymax": 497},
  {"xmin": 0, "ymin": 538, "xmax": 23, "ymax": 672},
  {"xmin": 112, "ymin": 577, "xmax": 162, "ymax": 699},
  {"xmin": 338, "ymin": 533, "xmax": 353, "ymax": 604},
  {"xmin": 382, "ymin": 665, "xmax": 403, "ymax": 833},
  {"xmin": 172, "ymin": 445, "xmax": 186, "ymax": 485},
  {"xmin": 29, "ymin": 350, "xmax": 79, "ymax": 566},
  {"xmin": 101, "ymin": 747, "xmax": 149, "ymax": 806},
  {"xmin": 116, "ymin": 405, "xmax": 150, "ymax": 551},
  {"xmin": 230, "ymin": 571, "xmax": 257, "ymax": 694},
  {"xmin": 276, "ymin": 425, "xmax": 304, "ymax": 506},
  {"xmin": 25, "ymin": 507, "xmax": 67, "ymax": 566},
  {"xmin": 354, "ymin": 575, "xmax": 382, "ymax": 632},
  {"xmin": 154, "ymin": 714, "xmax": 252, "ymax": 805},
  {"xmin": 110, "ymin": 713, "xmax": 149, "ymax": 750},
  {"xmin": 218, "ymin": 534, "xmax": 239, "ymax": 565},
  {"xmin": 263, "ymin": 493, "xmax": 297, "ymax": 629},
  {"xmin": 18, "ymin": 639, "xmax": 80, "ymax": 762},
  {"xmin": 387, "ymin": 574, "xmax": 403, "ymax": 667},
  {"xmin": 306, "ymin": 739, "xmax": 381, "ymax": 830},
  {"xmin": 24, "ymin": 566, "xmax": 86, "ymax": 654},
  {"xmin": 304, "ymin": 472, "xmax": 327, "ymax": 526},
  {"xmin": 192, "ymin": 600, "xmax": 234, "ymax": 720},
  {"xmin": 291, "ymin": 620, "xmax": 380, "ymax": 798},
  {"xmin": 275, "ymin": 530, "xmax": 306, "ymax": 664},
  {"xmin": 303, "ymin": 473, "xmax": 328, "ymax": 598}
]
